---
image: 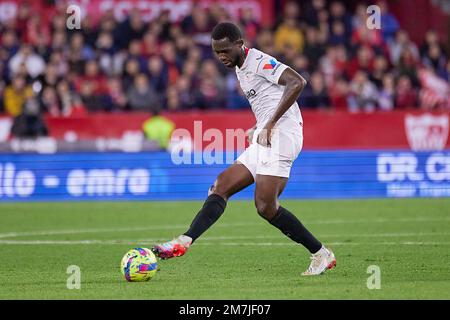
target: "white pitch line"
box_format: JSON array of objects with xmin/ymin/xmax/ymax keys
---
[
  {"xmin": 307, "ymin": 217, "xmax": 450, "ymax": 225},
  {"xmin": 0, "ymin": 222, "xmax": 259, "ymax": 239},
  {"xmin": 197, "ymin": 242, "xmax": 450, "ymax": 246},
  {"xmin": 1, "ymin": 240, "xmax": 450, "ymax": 246},
  {"xmin": 198, "ymin": 232, "xmax": 450, "ymax": 240},
  {"xmin": 0, "ymin": 217, "xmax": 448, "ymax": 240}
]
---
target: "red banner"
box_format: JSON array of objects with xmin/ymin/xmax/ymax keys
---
[{"xmin": 0, "ymin": 110, "xmax": 439, "ymax": 151}]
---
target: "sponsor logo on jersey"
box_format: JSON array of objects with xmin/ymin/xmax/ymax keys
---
[
  {"xmin": 263, "ymin": 58, "xmax": 277, "ymax": 70},
  {"xmin": 271, "ymin": 63, "xmax": 281, "ymax": 75},
  {"xmin": 245, "ymin": 89, "xmax": 257, "ymax": 99}
]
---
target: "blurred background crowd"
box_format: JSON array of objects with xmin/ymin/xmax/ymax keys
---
[{"xmin": 0, "ymin": 0, "xmax": 449, "ymax": 124}]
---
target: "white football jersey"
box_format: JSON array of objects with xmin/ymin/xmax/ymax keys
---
[{"xmin": 235, "ymin": 48, "xmax": 303, "ymax": 133}]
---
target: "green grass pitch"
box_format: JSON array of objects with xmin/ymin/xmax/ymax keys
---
[{"xmin": 0, "ymin": 199, "xmax": 449, "ymax": 299}]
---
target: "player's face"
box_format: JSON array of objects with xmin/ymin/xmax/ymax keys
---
[{"xmin": 212, "ymin": 38, "xmax": 243, "ymax": 68}]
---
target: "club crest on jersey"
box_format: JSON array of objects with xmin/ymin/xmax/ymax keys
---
[{"xmin": 263, "ymin": 59, "xmax": 277, "ymax": 70}]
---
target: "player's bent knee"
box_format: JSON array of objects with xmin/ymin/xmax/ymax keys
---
[
  {"xmin": 255, "ymin": 200, "xmax": 277, "ymax": 221},
  {"xmin": 208, "ymin": 178, "xmax": 229, "ymax": 201}
]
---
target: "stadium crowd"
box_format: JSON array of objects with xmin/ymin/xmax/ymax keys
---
[{"xmin": 0, "ymin": 0, "xmax": 449, "ymax": 123}]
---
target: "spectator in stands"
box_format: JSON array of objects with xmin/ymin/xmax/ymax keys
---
[
  {"xmin": 181, "ymin": 59, "xmax": 200, "ymax": 88},
  {"xmin": 68, "ymin": 33, "xmax": 96, "ymax": 75},
  {"xmin": 48, "ymin": 51, "xmax": 68, "ymax": 77},
  {"xmin": 422, "ymin": 43, "xmax": 448, "ymax": 77},
  {"xmin": 165, "ymin": 85, "xmax": 181, "ymax": 111},
  {"xmin": 370, "ymin": 55, "xmax": 390, "ymax": 88},
  {"xmin": 395, "ymin": 75, "xmax": 418, "ymax": 109},
  {"xmin": 1, "ymin": 30, "xmax": 19, "ymax": 60},
  {"xmin": 146, "ymin": 56, "xmax": 168, "ymax": 93},
  {"xmin": 292, "ymin": 54, "xmax": 311, "ymax": 81},
  {"xmin": 378, "ymin": 73, "xmax": 395, "ymax": 111},
  {"xmin": 0, "ymin": 63, "xmax": 4, "ymax": 112},
  {"xmin": 56, "ymin": 80, "xmax": 85, "ymax": 117},
  {"xmin": 443, "ymin": 60, "xmax": 450, "ymax": 82},
  {"xmin": 142, "ymin": 31, "xmax": 160, "ymax": 58},
  {"xmin": 329, "ymin": 77, "xmax": 351, "ymax": 110},
  {"xmin": 40, "ymin": 87, "xmax": 61, "ymax": 116},
  {"xmin": 10, "ymin": 97, "xmax": 48, "ymax": 138},
  {"xmin": 304, "ymin": 0, "xmax": 326, "ymax": 27},
  {"xmin": 75, "ymin": 60, "xmax": 108, "ymax": 97},
  {"xmin": 25, "ymin": 15, "xmax": 51, "ymax": 48},
  {"xmin": 122, "ymin": 58, "xmax": 141, "ymax": 91},
  {"xmin": 96, "ymin": 31, "xmax": 117, "ymax": 76},
  {"xmin": 255, "ymin": 28, "xmax": 277, "ymax": 56},
  {"xmin": 50, "ymin": 13, "xmax": 67, "ymax": 36},
  {"xmin": 275, "ymin": 1, "xmax": 304, "ymax": 54},
  {"xmin": 316, "ymin": 9, "xmax": 330, "ymax": 44},
  {"xmin": 280, "ymin": 43, "xmax": 300, "ymax": 67},
  {"xmin": 8, "ymin": 44, "xmax": 46, "ymax": 79},
  {"xmin": 300, "ymin": 71, "xmax": 330, "ymax": 109},
  {"xmin": 225, "ymin": 73, "xmax": 250, "ymax": 110},
  {"xmin": 38, "ymin": 64, "xmax": 60, "ymax": 94},
  {"xmin": 183, "ymin": 8, "xmax": 214, "ymax": 58},
  {"xmin": 51, "ymin": 31, "xmax": 67, "ymax": 53},
  {"xmin": 351, "ymin": 22, "xmax": 384, "ymax": 53},
  {"xmin": 161, "ymin": 41, "xmax": 181, "ymax": 86},
  {"xmin": 420, "ymin": 30, "xmax": 447, "ymax": 61},
  {"xmin": 3, "ymin": 75, "xmax": 33, "ymax": 117},
  {"xmin": 389, "ymin": 30, "xmax": 420, "ymax": 67},
  {"xmin": 349, "ymin": 71, "xmax": 379, "ymax": 112},
  {"xmin": 329, "ymin": 20, "xmax": 347, "ymax": 47},
  {"xmin": 396, "ymin": 47, "xmax": 420, "ymax": 87},
  {"xmin": 378, "ymin": 0, "xmax": 400, "ymax": 44},
  {"xmin": 116, "ymin": 9, "xmax": 147, "ymax": 50},
  {"xmin": 239, "ymin": 7, "xmax": 260, "ymax": 45},
  {"xmin": 319, "ymin": 44, "xmax": 347, "ymax": 86},
  {"xmin": 173, "ymin": 33, "xmax": 191, "ymax": 62},
  {"xmin": 210, "ymin": 3, "xmax": 232, "ymax": 24},
  {"xmin": 79, "ymin": 80, "xmax": 106, "ymax": 112},
  {"xmin": 346, "ymin": 45, "xmax": 375, "ymax": 79},
  {"xmin": 329, "ymin": 1, "xmax": 352, "ymax": 42},
  {"xmin": 80, "ymin": 15, "xmax": 98, "ymax": 49},
  {"xmin": 175, "ymin": 75, "xmax": 196, "ymax": 110},
  {"xmin": 105, "ymin": 77, "xmax": 128, "ymax": 111},
  {"xmin": 127, "ymin": 73, "xmax": 162, "ymax": 113},
  {"xmin": 127, "ymin": 39, "xmax": 146, "ymax": 71},
  {"xmin": 303, "ymin": 26, "xmax": 326, "ymax": 69},
  {"xmin": 195, "ymin": 60, "xmax": 226, "ymax": 109}
]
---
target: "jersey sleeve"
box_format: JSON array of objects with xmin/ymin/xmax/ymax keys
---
[{"xmin": 254, "ymin": 55, "xmax": 289, "ymax": 85}]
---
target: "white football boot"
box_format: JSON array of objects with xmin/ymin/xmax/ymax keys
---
[{"xmin": 301, "ymin": 246, "xmax": 336, "ymax": 276}]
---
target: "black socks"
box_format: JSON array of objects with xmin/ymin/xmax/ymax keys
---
[
  {"xmin": 184, "ymin": 194, "xmax": 227, "ymax": 243},
  {"xmin": 269, "ymin": 206, "xmax": 322, "ymax": 253},
  {"xmin": 183, "ymin": 196, "xmax": 321, "ymax": 253}
]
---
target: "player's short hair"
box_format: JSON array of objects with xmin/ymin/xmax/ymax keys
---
[{"xmin": 211, "ymin": 22, "xmax": 242, "ymax": 42}]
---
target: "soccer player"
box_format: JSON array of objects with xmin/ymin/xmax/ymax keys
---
[{"xmin": 152, "ymin": 22, "xmax": 336, "ymax": 276}]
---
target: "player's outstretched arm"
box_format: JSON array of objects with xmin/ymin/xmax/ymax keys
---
[{"xmin": 257, "ymin": 68, "xmax": 307, "ymax": 147}]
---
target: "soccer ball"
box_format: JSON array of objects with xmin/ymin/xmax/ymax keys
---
[{"xmin": 120, "ymin": 247, "xmax": 158, "ymax": 282}]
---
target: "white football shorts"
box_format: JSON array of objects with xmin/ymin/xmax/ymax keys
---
[{"xmin": 236, "ymin": 127, "xmax": 303, "ymax": 179}]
